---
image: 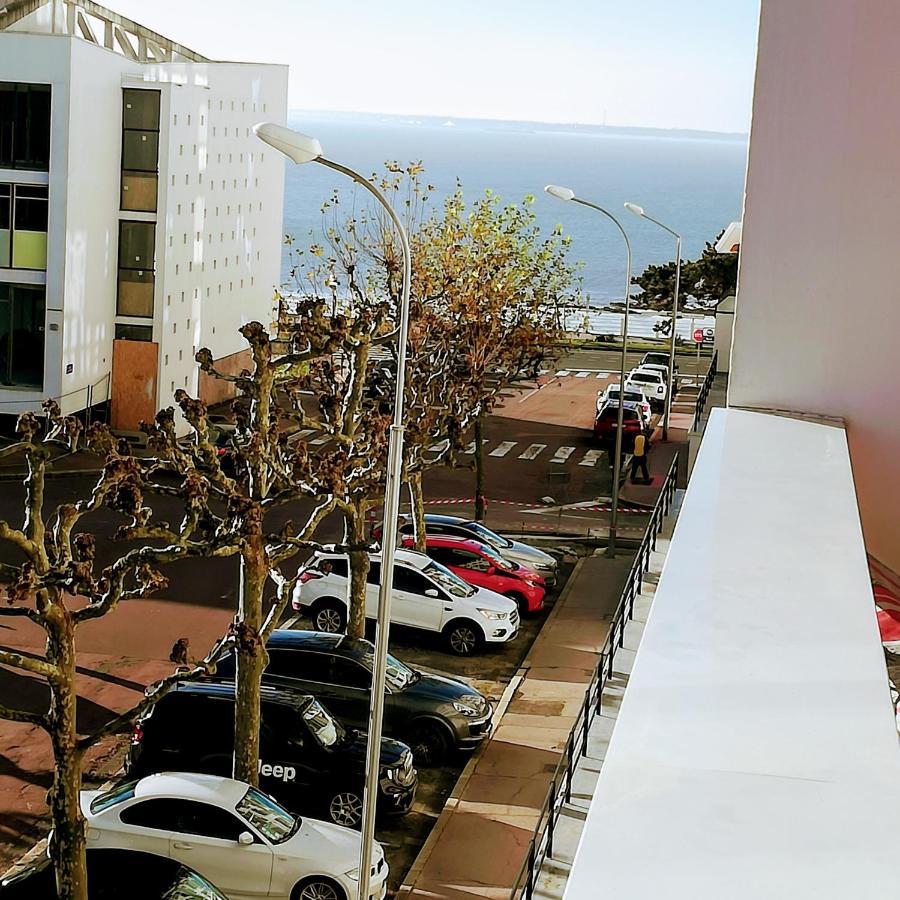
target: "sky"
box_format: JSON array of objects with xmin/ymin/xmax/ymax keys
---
[{"xmin": 110, "ymin": 0, "xmax": 760, "ymax": 133}]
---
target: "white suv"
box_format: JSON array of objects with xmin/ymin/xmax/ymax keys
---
[
  {"xmin": 293, "ymin": 548, "xmax": 519, "ymax": 655},
  {"xmin": 628, "ymin": 367, "xmax": 668, "ymax": 410}
]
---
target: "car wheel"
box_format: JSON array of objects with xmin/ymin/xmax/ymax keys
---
[
  {"xmin": 328, "ymin": 789, "xmax": 363, "ymax": 828},
  {"xmin": 504, "ymin": 591, "xmax": 529, "ymax": 617},
  {"xmin": 312, "ymin": 599, "xmax": 347, "ymax": 634},
  {"xmin": 409, "ymin": 720, "xmax": 452, "ymax": 766},
  {"xmin": 292, "ymin": 878, "xmax": 346, "ymax": 900},
  {"xmin": 444, "ymin": 620, "xmax": 484, "ymax": 656}
]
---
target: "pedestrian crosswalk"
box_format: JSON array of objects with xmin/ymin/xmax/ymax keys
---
[{"xmin": 426, "ymin": 438, "xmax": 610, "ymax": 468}]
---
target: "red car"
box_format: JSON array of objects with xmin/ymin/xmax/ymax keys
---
[
  {"xmin": 593, "ymin": 404, "xmax": 642, "ymax": 449},
  {"xmin": 401, "ymin": 535, "xmax": 546, "ymax": 615}
]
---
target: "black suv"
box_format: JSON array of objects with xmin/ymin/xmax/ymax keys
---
[
  {"xmin": 128, "ymin": 681, "xmax": 417, "ymax": 828},
  {"xmin": 213, "ymin": 630, "xmax": 493, "ymax": 765}
]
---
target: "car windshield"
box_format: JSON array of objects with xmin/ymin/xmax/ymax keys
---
[
  {"xmin": 164, "ymin": 868, "xmax": 231, "ymax": 900},
  {"xmin": 236, "ymin": 787, "xmax": 298, "ymax": 845},
  {"xmin": 359, "ymin": 648, "xmax": 418, "ymax": 690},
  {"xmin": 423, "ymin": 561, "xmax": 477, "ymax": 598},
  {"xmin": 90, "ymin": 780, "xmax": 138, "ymax": 814},
  {"xmin": 630, "ymin": 372, "xmax": 659, "ymax": 383},
  {"xmin": 301, "ymin": 698, "xmax": 349, "ymax": 750},
  {"xmin": 474, "ymin": 543, "xmax": 515, "ymax": 571},
  {"xmin": 465, "ymin": 521, "xmax": 513, "ymax": 549}
]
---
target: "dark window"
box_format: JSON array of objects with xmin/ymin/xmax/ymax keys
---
[
  {"xmin": 115, "ymin": 323, "xmax": 153, "ymax": 342},
  {"xmin": 120, "ymin": 798, "xmax": 181, "ymax": 831},
  {"xmin": 117, "ymin": 221, "xmax": 156, "ymax": 317},
  {"xmin": 366, "ymin": 560, "xmax": 382, "ymax": 586},
  {"xmin": 0, "ymin": 83, "xmax": 51, "ymax": 170},
  {"xmin": 121, "ymin": 90, "xmax": 160, "ymax": 212},
  {"xmin": 266, "ymin": 649, "xmax": 326, "ymax": 682},
  {"xmin": 425, "ymin": 546, "xmax": 459, "ymax": 567},
  {"xmin": 455, "ymin": 550, "xmax": 490, "ymax": 572},
  {"xmin": 318, "ymin": 557, "xmax": 348, "ymax": 578},
  {"xmin": 328, "ymin": 656, "xmax": 370, "ymax": 689},
  {"xmin": 394, "ymin": 565, "xmax": 431, "ymax": 594},
  {"xmin": 0, "ymin": 184, "xmax": 9, "ymax": 268},
  {"xmin": 0, "ymin": 283, "xmax": 44, "ymax": 388}
]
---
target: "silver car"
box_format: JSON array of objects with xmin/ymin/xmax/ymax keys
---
[{"xmin": 391, "ymin": 514, "xmax": 559, "ymax": 587}]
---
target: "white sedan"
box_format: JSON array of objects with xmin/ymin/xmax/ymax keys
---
[{"xmin": 80, "ymin": 772, "xmax": 388, "ymax": 900}]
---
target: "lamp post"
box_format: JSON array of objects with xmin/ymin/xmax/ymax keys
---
[
  {"xmin": 545, "ymin": 185, "xmax": 632, "ymax": 558},
  {"xmin": 254, "ymin": 123, "xmax": 411, "ymax": 900},
  {"xmin": 624, "ymin": 203, "xmax": 681, "ymax": 441}
]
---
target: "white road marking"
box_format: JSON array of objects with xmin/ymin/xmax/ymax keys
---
[
  {"xmin": 579, "ymin": 449, "xmax": 604, "ymax": 467},
  {"xmin": 595, "ymin": 371, "xmax": 613, "ymax": 379},
  {"xmin": 428, "ymin": 440, "xmax": 449, "ymax": 453},
  {"xmin": 519, "ymin": 443, "xmax": 546, "ymax": 460},
  {"xmin": 575, "ymin": 371, "xmax": 590, "ymax": 378},
  {"xmin": 310, "ymin": 435, "xmax": 330, "ymax": 445},
  {"xmin": 464, "ymin": 439, "xmax": 489, "ymax": 454},
  {"xmin": 281, "ymin": 614, "xmax": 300, "ymax": 630},
  {"xmin": 538, "ymin": 368, "xmax": 549, "ymax": 375},
  {"xmin": 555, "ymin": 370, "xmax": 570, "ymax": 377},
  {"xmin": 489, "ymin": 441, "xmax": 517, "ymax": 458},
  {"xmin": 550, "ymin": 446, "xmax": 575, "ymax": 464}
]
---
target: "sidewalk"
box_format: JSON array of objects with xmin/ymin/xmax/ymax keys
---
[
  {"xmin": 0, "ymin": 448, "xmax": 106, "ymax": 480},
  {"xmin": 398, "ymin": 552, "xmax": 635, "ymax": 899}
]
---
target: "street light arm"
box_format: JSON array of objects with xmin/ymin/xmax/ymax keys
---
[{"xmin": 571, "ymin": 197, "xmax": 633, "ymax": 259}]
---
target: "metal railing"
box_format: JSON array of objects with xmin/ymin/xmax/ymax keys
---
[
  {"xmin": 691, "ymin": 350, "xmax": 718, "ymax": 432},
  {"xmin": 509, "ymin": 452, "xmax": 679, "ymax": 900}
]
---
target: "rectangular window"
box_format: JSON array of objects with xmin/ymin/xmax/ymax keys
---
[
  {"xmin": 0, "ymin": 283, "xmax": 45, "ymax": 388},
  {"xmin": 10, "ymin": 184, "xmax": 48, "ymax": 269},
  {"xmin": 120, "ymin": 89, "xmax": 160, "ymax": 212},
  {"xmin": 117, "ymin": 220, "xmax": 155, "ymax": 317},
  {"xmin": 0, "ymin": 83, "xmax": 51, "ymax": 171},
  {"xmin": 0, "ymin": 184, "xmax": 9, "ymax": 268},
  {"xmin": 114, "ymin": 323, "xmax": 153, "ymax": 342}
]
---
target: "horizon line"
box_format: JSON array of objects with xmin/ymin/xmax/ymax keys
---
[{"xmin": 285, "ymin": 106, "xmax": 749, "ymax": 140}]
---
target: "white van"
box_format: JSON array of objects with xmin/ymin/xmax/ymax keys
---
[{"xmin": 293, "ymin": 548, "xmax": 519, "ymax": 655}]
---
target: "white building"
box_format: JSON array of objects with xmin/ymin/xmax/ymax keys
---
[{"xmin": 0, "ymin": 0, "xmax": 287, "ymax": 432}]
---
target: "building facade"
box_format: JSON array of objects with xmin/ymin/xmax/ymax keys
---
[{"xmin": 0, "ymin": 0, "xmax": 287, "ymax": 431}]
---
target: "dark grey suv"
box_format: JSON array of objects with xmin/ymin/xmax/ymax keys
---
[{"xmin": 213, "ymin": 630, "xmax": 493, "ymax": 765}]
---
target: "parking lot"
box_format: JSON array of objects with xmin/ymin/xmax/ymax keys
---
[{"xmin": 284, "ymin": 555, "xmax": 576, "ymax": 895}]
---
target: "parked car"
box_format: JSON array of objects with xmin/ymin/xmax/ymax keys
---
[
  {"xmin": 627, "ymin": 367, "xmax": 668, "ymax": 409},
  {"xmin": 640, "ymin": 351, "xmax": 678, "ymax": 376},
  {"xmin": 0, "ymin": 848, "xmax": 229, "ymax": 900},
  {"xmin": 213, "ymin": 630, "xmax": 493, "ymax": 764},
  {"xmin": 374, "ymin": 515, "xmax": 559, "ymax": 587},
  {"xmin": 597, "ymin": 383, "xmax": 652, "ymax": 426},
  {"xmin": 403, "ymin": 535, "xmax": 546, "ymax": 616},
  {"xmin": 127, "ymin": 681, "xmax": 417, "ymax": 828},
  {"xmin": 637, "ymin": 362, "xmax": 671, "ymax": 384},
  {"xmin": 294, "ymin": 548, "xmax": 519, "ymax": 655},
  {"xmin": 594, "ymin": 405, "xmax": 643, "ymax": 449},
  {"xmin": 77, "ymin": 773, "xmax": 387, "ymax": 900}
]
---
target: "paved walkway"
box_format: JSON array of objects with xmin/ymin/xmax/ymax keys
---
[{"xmin": 398, "ymin": 552, "xmax": 635, "ymax": 899}]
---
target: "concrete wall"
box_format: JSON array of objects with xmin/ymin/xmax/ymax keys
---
[{"xmin": 729, "ymin": 0, "xmax": 900, "ymax": 574}]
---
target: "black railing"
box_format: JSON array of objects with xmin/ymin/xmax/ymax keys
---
[
  {"xmin": 509, "ymin": 453, "xmax": 679, "ymax": 900},
  {"xmin": 691, "ymin": 350, "xmax": 718, "ymax": 432}
]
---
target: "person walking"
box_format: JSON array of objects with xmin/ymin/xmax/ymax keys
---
[{"xmin": 630, "ymin": 428, "xmax": 651, "ymax": 484}]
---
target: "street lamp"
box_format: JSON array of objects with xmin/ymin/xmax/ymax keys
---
[
  {"xmin": 544, "ymin": 184, "xmax": 632, "ymax": 558},
  {"xmin": 624, "ymin": 202, "xmax": 682, "ymax": 441},
  {"xmin": 254, "ymin": 122, "xmax": 411, "ymax": 900}
]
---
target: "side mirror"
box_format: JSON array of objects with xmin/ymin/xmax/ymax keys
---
[
  {"xmin": 238, "ymin": 831, "xmax": 254, "ymax": 846},
  {"xmin": 424, "ymin": 588, "xmax": 439, "ymax": 598}
]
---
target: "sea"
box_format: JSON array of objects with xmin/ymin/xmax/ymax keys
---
[{"xmin": 281, "ymin": 111, "xmax": 747, "ymax": 338}]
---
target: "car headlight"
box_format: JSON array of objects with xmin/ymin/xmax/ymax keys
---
[
  {"xmin": 477, "ymin": 608, "xmax": 507, "ymax": 620},
  {"xmin": 535, "ymin": 562, "xmax": 555, "ymax": 572},
  {"xmin": 346, "ymin": 868, "xmax": 360, "ymax": 881},
  {"xmin": 453, "ymin": 695, "xmax": 484, "ymax": 717}
]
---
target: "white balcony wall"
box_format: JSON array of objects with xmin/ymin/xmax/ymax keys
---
[{"xmin": 729, "ymin": 0, "xmax": 900, "ymax": 574}]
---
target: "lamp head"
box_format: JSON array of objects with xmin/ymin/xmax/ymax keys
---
[
  {"xmin": 544, "ymin": 184, "xmax": 576, "ymax": 202},
  {"xmin": 253, "ymin": 122, "xmax": 323, "ymax": 164},
  {"xmin": 624, "ymin": 202, "xmax": 645, "ymax": 217}
]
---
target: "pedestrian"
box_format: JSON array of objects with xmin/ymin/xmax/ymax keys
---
[{"xmin": 630, "ymin": 429, "xmax": 651, "ymax": 484}]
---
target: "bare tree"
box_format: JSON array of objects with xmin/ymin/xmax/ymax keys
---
[{"xmin": 0, "ymin": 407, "xmax": 231, "ymax": 900}]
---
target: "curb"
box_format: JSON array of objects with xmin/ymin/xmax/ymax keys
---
[{"xmin": 397, "ymin": 558, "xmax": 586, "ymax": 899}]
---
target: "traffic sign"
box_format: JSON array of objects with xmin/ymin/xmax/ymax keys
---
[{"xmin": 692, "ymin": 327, "xmax": 704, "ymax": 344}]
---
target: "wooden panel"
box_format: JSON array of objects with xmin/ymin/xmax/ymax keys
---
[{"xmin": 110, "ymin": 338, "xmax": 158, "ymax": 431}]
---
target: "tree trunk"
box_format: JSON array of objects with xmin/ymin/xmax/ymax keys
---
[
  {"xmin": 410, "ymin": 471, "xmax": 427, "ymax": 552},
  {"xmin": 474, "ymin": 415, "xmax": 486, "ymax": 521},
  {"xmin": 346, "ymin": 503, "xmax": 369, "ymax": 639},
  {"xmin": 46, "ymin": 612, "xmax": 88, "ymax": 900},
  {"xmin": 233, "ymin": 542, "xmax": 268, "ymax": 786}
]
